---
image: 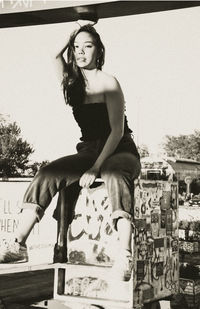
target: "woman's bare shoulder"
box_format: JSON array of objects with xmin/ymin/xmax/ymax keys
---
[{"xmin": 98, "ymin": 71, "xmax": 120, "ymax": 90}]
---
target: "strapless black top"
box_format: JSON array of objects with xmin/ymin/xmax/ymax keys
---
[{"xmin": 72, "ymin": 103, "xmax": 133, "ymax": 141}]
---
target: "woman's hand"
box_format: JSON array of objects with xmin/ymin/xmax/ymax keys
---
[{"xmin": 79, "ymin": 166, "xmax": 99, "ymax": 188}]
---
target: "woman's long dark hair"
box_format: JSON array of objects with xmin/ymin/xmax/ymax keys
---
[{"xmin": 62, "ymin": 25, "xmax": 105, "ymax": 107}]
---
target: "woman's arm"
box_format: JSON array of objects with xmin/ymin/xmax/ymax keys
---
[
  {"xmin": 93, "ymin": 76, "xmax": 125, "ymax": 169},
  {"xmin": 79, "ymin": 76, "xmax": 125, "ymax": 187},
  {"xmin": 54, "ymin": 43, "xmax": 69, "ymax": 84}
]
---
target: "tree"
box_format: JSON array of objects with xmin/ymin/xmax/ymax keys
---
[
  {"xmin": 28, "ymin": 160, "xmax": 49, "ymax": 176},
  {"xmin": 138, "ymin": 144, "xmax": 150, "ymax": 158},
  {"xmin": 0, "ymin": 119, "xmax": 34, "ymax": 177},
  {"xmin": 190, "ymin": 178, "xmax": 200, "ymax": 195},
  {"xmin": 163, "ymin": 130, "xmax": 200, "ymax": 161}
]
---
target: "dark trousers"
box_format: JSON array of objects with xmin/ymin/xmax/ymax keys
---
[{"xmin": 22, "ymin": 134, "xmax": 141, "ymax": 226}]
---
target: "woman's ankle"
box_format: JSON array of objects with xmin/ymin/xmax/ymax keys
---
[
  {"xmin": 121, "ymin": 248, "xmax": 132, "ymax": 256},
  {"xmin": 14, "ymin": 235, "xmax": 26, "ymax": 246}
]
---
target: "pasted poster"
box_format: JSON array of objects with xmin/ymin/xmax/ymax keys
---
[{"xmin": 0, "ymin": 179, "xmax": 57, "ymax": 265}]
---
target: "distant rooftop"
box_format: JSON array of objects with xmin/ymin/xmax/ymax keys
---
[
  {"xmin": 167, "ymin": 157, "xmax": 200, "ymax": 165},
  {"xmin": 141, "ymin": 156, "xmax": 200, "ymax": 165}
]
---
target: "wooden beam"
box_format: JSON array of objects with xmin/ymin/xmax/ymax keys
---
[
  {"xmin": 0, "ymin": 269, "xmax": 54, "ymax": 304},
  {"xmin": 0, "ymin": 1, "xmax": 200, "ymax": 28}
]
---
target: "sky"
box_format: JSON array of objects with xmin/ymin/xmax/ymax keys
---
[{"xmin": 0, "ymin": 4, "xmax": 200, "ymax": 162}]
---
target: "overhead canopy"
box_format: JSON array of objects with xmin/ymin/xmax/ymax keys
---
[
  {"xmin": 141, "ymin": 157, "xmax": 200, "ymax": 181},
  {"xmin": 167, "ymin": 159, "xmax": 200, "ymax": 180},
  {"xmin": 0, "ymin": 1, "xmax": 200, "ymax": 28}
]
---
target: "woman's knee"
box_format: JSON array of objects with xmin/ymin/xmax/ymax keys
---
[
  {"xmin": 100, "ymin": 158, "xmax": 133, "ymax": 181},
  {"xmin": 101, "ymin": 163, "xmax": 122, "ymax": 181},
  {"xmin": 101, "ymin": 153, "xmax": 140, "ymax": 179}
]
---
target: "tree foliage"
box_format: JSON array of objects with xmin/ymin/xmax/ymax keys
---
[
  {"xmin": 191, "ymin": 178, "xmax": 200, "ymax": 195},
  {"xmin": 28, "ymin": 160, "xmax": 49, "ymax": 176},
  {"xmin": 138, "ymin": 144, "xmax": 150, "ymax": 158},
  {"xmin": 163, "ymin": 130, "xmax": 200, "ymax": 161},
  {"xmin": 0, "ymin": 119, "xmax": 34, "ymax": 177}
]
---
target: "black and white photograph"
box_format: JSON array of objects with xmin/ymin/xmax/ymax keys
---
[{"xmin": 0, "ymin": 1, "xmax": 200, "ymax": 308}]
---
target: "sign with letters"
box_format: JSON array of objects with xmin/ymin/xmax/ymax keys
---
[{"xmin": 0, "ymin": 178, "xmax": 57, "ymax": 265}]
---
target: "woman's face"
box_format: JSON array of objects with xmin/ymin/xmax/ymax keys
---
[{"xmin": 73, "ymin": 31, "xmax": 98, "ymax": 70}]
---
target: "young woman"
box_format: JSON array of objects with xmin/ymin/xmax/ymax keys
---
[{"xmin": 0, "ymin": 25, "xmax": 141, "ymax": 281}]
